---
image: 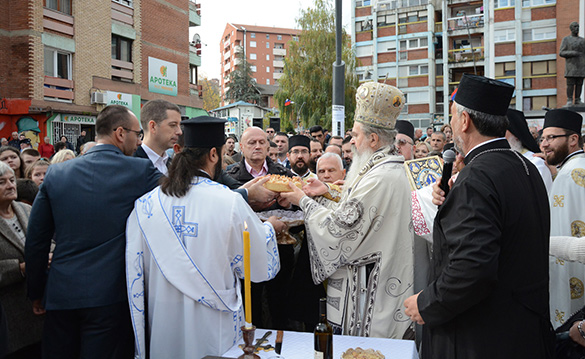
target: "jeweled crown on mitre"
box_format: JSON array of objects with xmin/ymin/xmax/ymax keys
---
[{"xmin": 354, "ymin": 82, "xmax": 405, "ymax": 130}]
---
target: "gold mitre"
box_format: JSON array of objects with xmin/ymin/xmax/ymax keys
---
[{"xmin": 354, "ymin": 82, "xmax": 405, "ymax": 130}]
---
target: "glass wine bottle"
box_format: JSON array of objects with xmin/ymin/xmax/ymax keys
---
[{"xmin": 314, "ymin": 297, "xmax": 333, "ymax": 359}]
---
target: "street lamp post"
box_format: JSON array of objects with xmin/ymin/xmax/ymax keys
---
[{"xmin": 296, "ymin": 102, "xmax": 306, "ymax": 131}]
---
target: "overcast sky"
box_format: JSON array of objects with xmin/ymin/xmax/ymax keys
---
[{"xmin": 191, "ymin": 0, "xmax": 351, "ymax": 80}]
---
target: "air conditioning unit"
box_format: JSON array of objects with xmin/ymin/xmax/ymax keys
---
[{"xmin": 91, "ymin": 92, "xmax": 107, "ymax": 105}]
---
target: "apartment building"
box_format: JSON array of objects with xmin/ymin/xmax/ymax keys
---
[
  {"xmin": 219, "ymin": 23, "xmax": 301, "ymax": 107},
  {"xmin": 0, "ymin": 0, "xmax": 204, "ymax": 149},
  {"xmin": 352, "ymin": 0, "xmax": 584, "ymax": 129}
]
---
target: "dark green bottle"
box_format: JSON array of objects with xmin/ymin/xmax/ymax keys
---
[{"xmin": 314, "ymin": 298, "xmax": 333, "ymax": 359}]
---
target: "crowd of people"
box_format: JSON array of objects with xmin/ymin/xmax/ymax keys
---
[{"xmin": 0, "ymin": 75, "xmax": 581, "ymax": 359}]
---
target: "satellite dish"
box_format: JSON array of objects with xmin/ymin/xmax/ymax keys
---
[{"xmin": 192, "ymin": 33, "xmax": 201, "ymax": 43}]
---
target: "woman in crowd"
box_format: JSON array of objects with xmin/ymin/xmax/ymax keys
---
[
  {"xmin": 25, "ymin": 159, "xmax": 50, "ymax": 187},
  {"xmin": 51, "ymin": 149, "xmax": 75, "ymax": 164},
  {"xmin": 0, "ymin": 147, "xmax": 24, "ymax": 179},
  {"xmin": 440, "ymin": 124, "xmax": 453, "ymax": 143},
  {"xmin": 414, "ymin": 142, "xmax": 432, "ymax": 159},
  {"xmin": 0, "ymin": 161, "xmax": 44, "ymax": 357}
]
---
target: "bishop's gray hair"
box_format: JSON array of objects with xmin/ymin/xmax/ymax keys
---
[
  {"xmin": 455, "ymin": 102, "xmax": 509, "ymax": 138},
  {"xmin": 361, "ymin": 124, "xmax": 397, "ymax": 148},
  {"xmin": 0, "ymin": 161, "xmax": 15, "ymax": 177}
]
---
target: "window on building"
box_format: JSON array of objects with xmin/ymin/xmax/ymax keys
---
[
  {"xmin": 250, "ymin": 53, "xmax": 257, "ymax": 60},
  {"xmin": 408, "ymin": 65, "xmax": 429, "ymax": 76},
  {"xmin": 266, "ymin": 42, "xmax": 270, "ymax": 48},
  {"xmin": 495, "ymin": 62, "xmax": 516, "ymax": 77},
  {"xmin": 400, "ymin": 37, "xmax": 428, "ymax": 50},
  {"xmin": 266, "ymin": 66, "xmax": 270, "ymax": 72},
  {"xmin": 522, "ymin": 60, "xmax": 556, "ymax": 76},
  {"xmin": 398, "ymin": 10, "xmax": 428, "ymax": 24},
  {"xmin": 265, "ymin": 54, "xmax": 269, "ymax": 61},
  {"xmin": 494, "ymin": 29, "xmax": 515, "ymax": 42},
  {"xmin": 251, "ymin": 66, "xmax": 257, "ymax": 72},
  {"xmin": 111, "ymin": 35, "xmax": 132, "ymax": 62},
  {"xmin": 250, "ymin": 41, "xmax": 257, "ymax": 48},
  {"xmin": 44, "ymin": 47, "xmax": 72, "ymax": 79},
  {"xmin": 355, "ymin": 20, "xmax": 373, "ymax": 32},
  {"xmin": 251, "ymin": 33, "xmax": 256, "ymax": 38},
  {"xmin": 523, "ymin": 0, "xmax": 555, "ymax": 6},
  {"xmin": 496, "ymin": 0, "xmax": 515, "ymax": 7},
  {"xmin": 377, "ymin": 11, "xmax": 397, "ymax": 27},
  {"xmin": 112, "ymin": 0, "xmax": 132, "ymax": 7},
  {"xmin": 356, "ymin": 0, "xmax": 371, "ymax": 6},
  {"xmin": 266, "ymin": 34, "xmax": 270, "ymax": 39},
  {"xmin": 523, "ymin": 26, "xmax": 556, "ymax": 41},
  {"xmin": 44, "ymin": 0, "xmax": 72, "ymax": 15},
  {"xmin": 275, "ymin": 43, "xmax": 285, "ymax": 49},
  {"xmin": 277, "ymin": 35, "xmax": 282, "ymax": 40},
  {"xmin": 266, "ymin": 79, "xmax": 270, "ymax": 85},
  {"xmin": 523, "ymin": 96, "xmax": 556, "ymax": 111},
  {"xmin": 190, "ymin": 65, "xmax": 198, "ymax": 85},
  {"xmin": 293, "ymin": 36, "xmax": 299, "ymax": 41}
]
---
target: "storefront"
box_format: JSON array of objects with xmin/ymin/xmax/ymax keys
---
[{"xmin": 47, "ymin": 114, "xmax": 97, "ymax": 147}]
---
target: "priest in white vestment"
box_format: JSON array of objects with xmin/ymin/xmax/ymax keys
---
[
  {"xmin": 126, "ymin": 116, "xmax": 283, "ymax": 359},
  {"xmin": 541, "ymin": 109, "xmax": 585, "ymax": 328},
  {"xmin": 282, "ymin": 82, "xmax": 414, "ymax": 339}
]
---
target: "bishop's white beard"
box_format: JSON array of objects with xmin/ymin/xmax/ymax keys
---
[
  {"xmin": 344, "ymin": 144, "xmax": 375, "ymax": 192},
  {"xmin": 507, "ymin": 134, "xmax": 524, "ymax": 153}
]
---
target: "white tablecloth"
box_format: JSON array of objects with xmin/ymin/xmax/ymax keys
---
[{"xmin": 221, "ymin": 329, "xmax": 419, "ymax": 359}]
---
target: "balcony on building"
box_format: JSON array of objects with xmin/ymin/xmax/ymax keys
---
[
  {"xmin": 448, "ymin": 35, "xmax": 484, "ymax": 66},
  {"xmin": 273, "ymin": 47, "xmax": 286, "ymax": 56},
  {"xmin": 190, "ymin": 39, "xmax": 202, "ymax": 67},
  {"xmin": 189, "ymin": 0, "xmax": 201, "ymax": 27},
  {"xmin": 446, "ymin": 6, "xmax": 484, "ymax": 35}
]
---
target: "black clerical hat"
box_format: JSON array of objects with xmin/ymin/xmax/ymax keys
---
[
  {"xmin": 395, "ymin": 120, "xmax": 415, "ymax": 142},
  {"xmin": 288, "ymin": 135, "xmax": 310, "ymax": 151},
  {"xmin": 543, "ymin": 109, "xmax": 583, "ymax": 134},
  {"xmin": 181, "ymin": 116, "xmax": 227, "ymax": 148},
  {"xmin": 455, "ymin": 74, "xmax": 514, "ymax": 116},
  {"xmin": 507, "ymin": 109, "xmax": 540, "ymax": 153}
]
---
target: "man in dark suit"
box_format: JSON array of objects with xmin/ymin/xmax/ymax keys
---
[
  {"xmin": 134, "ymin": 99, "xmax": 182, "ymax": 175},
  {"xmin": 25, "ymin": 105, "xmax": 161, "ymax": 359},
  {"xmin": 404, "ymin": 74, "xmax": 554, "ymax": 358}
]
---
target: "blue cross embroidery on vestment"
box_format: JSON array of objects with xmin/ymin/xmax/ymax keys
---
[{"xmin": 172, "ymin": 206, "xmax": 198, "ymax": 243}]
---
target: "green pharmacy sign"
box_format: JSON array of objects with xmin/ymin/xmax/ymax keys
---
[{"xmin": 148, "ymin": 57, "xmax": 178, "ymax": 96}]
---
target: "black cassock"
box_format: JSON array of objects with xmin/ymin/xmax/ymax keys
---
[{"xmin": 418, "ymin": 139, "xmax": 554, "ymax": 359}]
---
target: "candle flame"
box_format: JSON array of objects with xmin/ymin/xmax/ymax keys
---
[{"xmin": 244, "ymin": 221, "xmax": 248, "ymax": 230}]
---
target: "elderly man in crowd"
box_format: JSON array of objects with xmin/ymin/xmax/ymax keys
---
[
  {"xmin": 226, "ymin": 126, "xmax": 296, "ymax": 330},
  {"xmin": 282, "ymin": 82, "xmax": 414, "ymax": 339},
  {"xmin": 405, "ymin": 74, "xmax": 553, "ymax": 358},
  {"xmin": 316, "ymin": 153, "xmax": 345, "ymax": 184},
  {"xmin": 396, "ymin": 120, "xmax": 416, "ymax": 161}
]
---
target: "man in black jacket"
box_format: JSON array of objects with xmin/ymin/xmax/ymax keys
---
[
  {"xmin": 134, "ymin": 99, "xmax": 181, "ymax": 175},
  {"xmin": 404, "ymin": 74, "xmax": 554, "ymax": 358}
]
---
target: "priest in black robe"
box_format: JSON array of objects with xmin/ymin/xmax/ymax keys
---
[{"xmin": 404, "ymin": 74, "xmax": 554, "ymax": 358}]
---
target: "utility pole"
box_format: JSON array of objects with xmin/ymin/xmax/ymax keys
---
[{"xmin": 332, "ymin": 0, "xmax": 345, "ymax": 137}]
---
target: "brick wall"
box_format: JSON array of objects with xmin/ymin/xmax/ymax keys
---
[
  {"xmin": 532, "ymin": 6, "xmax": 556, "ymax": 21},
  {"xmin": 75, "ymin": 0, "xmax": 111, "ymax": 106},
  {"xmin": 408, "ymin": 76, "xmax": 428, "ymax": 87},
  {"xmin": 408, "ymin": 103, "xmax": 429, "ymax": 113},
  {"xmin": 357, "ymin": 56, "xmax": 372, "ymax": 66},
  {"xmin": 494, "ymin": 8, "xmax": 514, "ymax": 22},
  {"xmin": 378, "ymin": 52, "xmax": 396, "ymax": 64},
  {"xmin": 408, "ymin": 48, "xmax": 427, "ymax": 60},
  {"xmin": 495, "ymin": 43, "xmax": 515, "ymax": 57},
  {"xmin": 355, "ymin": 6, "xmax": 371, "ymax": 17},
  {"xmin": 522, "ymin": 41, "xmax": 556, "ymax": 56},
  {"xmin": 378, "ymin": 26, "xmax": 395, "ymax": 37},
  {"xmin": 356, "ymin": 32, "xmax": 372, "ymax": 42}
]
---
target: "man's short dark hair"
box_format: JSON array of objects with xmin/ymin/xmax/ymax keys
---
[
  {"xmin": 275, "ymin": 132, "xmax": 288, "ymax": 138},
  {"xmin": 140, "ymin": 99, "xmax": 181, "ymax": 130},
  {"xmin": 310, "ymin": 138, "xmax": 321, "ymax": 145},
  {"xmin": 432, "ymin": 131, "xmax": 446, "ymax": 141},
  {"xmin": 22, "ymin": 148, "xmax": 40, "ymax": 157},
  {"xmin": 96, "ymin": 105, "xmax": 134, "ymax": 137},
  {"xmin": 269, "ymin": 141, "xmax": 277, "ymax": 148},
  {"xmin": 342, "ymin": 135, "xmax": 352, "ymax": 145},
  {"xmin": 330, "ymin": 135, "xmax": 343, "ymax": 141},
  {"xmin": 16, "ymin": 178, "xmax": 38, "ymax": 205},
  {"xmin": 309, "ymin": 125, "xmax": 323, "ymax": 134},
  {"xmin": 228, "ymin": 133, "xmax": 238, "ymax": 142},
  {"xmin": 54, "ymin": 142, "xmax": 67, "ymax": 152}
]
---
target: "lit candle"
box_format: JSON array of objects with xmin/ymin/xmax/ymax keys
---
[{"xmin": 243, "ymin": 221, "xmax": 252, "ymax": 327}]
